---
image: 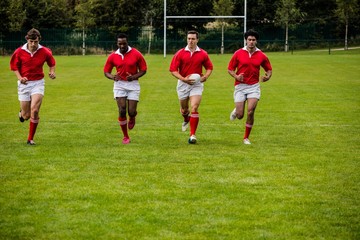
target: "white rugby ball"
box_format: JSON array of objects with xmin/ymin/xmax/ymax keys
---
[{"xmin": 188, "ymin": 73, "xmax": 201, "ymax": 84}]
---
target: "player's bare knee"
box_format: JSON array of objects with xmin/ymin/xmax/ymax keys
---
[
  {"xmin": 191, "ymin": 105, "xmax": 199, "ymax": 112},
  {"xmin": 31, "ymin": 109, "xmax": 40, "ymax": 118}
]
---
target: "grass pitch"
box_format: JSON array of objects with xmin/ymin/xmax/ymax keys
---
[{"xmin": 0, "ymin": 49, "xmax": 359, "ymax": 239}]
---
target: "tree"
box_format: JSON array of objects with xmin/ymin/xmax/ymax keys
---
[
  {"xmin": 39, "ymin": 0, "xmax": 75, "ymax": 28},
  {"xmin": 274, "ymin": 0, "xmax": 306, "ymax": 52},
  {"xmin": 7, "ymin": 0, "xmax": 73, "ymax": 30},
  {"xmin": 212, "ymin": 0, "xmax": 235, "ymax": 54},
  {"xmin": 144, "ymin": 8, "xmax": 157, "ymax": 54},
  {"xmin": 74, "ymin": 0, "xmax": 98, "ymax": 55},
  {"xmin": 0, "ymin": 0, "xmax": 11, "ymax": 35},
  {"xmin": 7, "ymin": 0, "xmax": 27, "ymax": 31},
  {"xmin": 335, "ymin": 0, "xmax": 359, "ymax": 50},
  {"xmin": 165, "ymin": 0, "xmax": 214, "ymax": 32}
]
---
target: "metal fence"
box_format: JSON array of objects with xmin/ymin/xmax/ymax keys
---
[{"xmin": 1, "ymin": 24, "xmax": 359, "ymax": 55}]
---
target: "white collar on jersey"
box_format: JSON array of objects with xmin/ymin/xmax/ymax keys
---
[
  {"xmin": 115, "ymin": 46, "xmax": 132, "ymax": 59},
  {"xmin": 185, "ymin": 45, "xmax": 200, "ymax": 52},
  {"xmin": 115, "ymin": 46, "xmax": 132, "ymax": 55},
  {"xmin": 22, "ymin": 43, "xmax": 43, "ymax": 56},
  {"xmin": 242, "ymin": 46, "xmax": 260, "ymax": 52}
]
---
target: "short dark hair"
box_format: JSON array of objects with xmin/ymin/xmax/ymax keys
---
[
  {"xmin": 187, "ymin": 30, "xmax": 199, "ymax": 39},
  {"xmin": 244, "ymin": 29, "xmax": 259, "ymax": 40},
  {"xmin": 116, "ymin": 33, "xmax": 128, "ymax": 40},
  {"xmin": 26, "ymin": 28, "xmax": 41, "ymax": 40}
]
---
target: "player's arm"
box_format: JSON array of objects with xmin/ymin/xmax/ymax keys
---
[
  {"xmin": 13, "ymin": 70, "xmax": 28, "ymax": 84},
  {"xmin": 171, "ymin": 71, "xmax": 185, "ymax": 81},
  {"xmin": 201, "ymin": 69, "xmax": 212, "ymax": 83},
  {"xmin": 261, "ymin": 70, "xmax": 272, "ymax": 82},
  {"xmin": 171, "ymin": 71, "xmax": 194, "ymax": 85},
  {"xmin": 104, "ymin": 72, "xmax": 117, "ymax": 81},
  {"xmin": 48, "ymin": 66, "xmax": 56, "ymax": 79},
  {"xmin": 104, "ymin": 56, "xmax": 118, "ymax": 81},
  {"xmin": 10, "ymin": 50, "xmax": 27, "ymax": 83},
  {"xmin": 228, "ymin": 69, "xmax": 244, "ymax": 82},
  {"xmin": 126, "ymin": 70, "xmax": 146, "ymax": 81}
]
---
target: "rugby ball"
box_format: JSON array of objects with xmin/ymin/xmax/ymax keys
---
[{"xmin": 188, "ymin": 73, "xmax": 201, "ymax": 84}]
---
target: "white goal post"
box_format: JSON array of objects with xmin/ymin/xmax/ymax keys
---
[{"xmin": 163, "ymin": 0, "xmax": 247, "ymax": 57}]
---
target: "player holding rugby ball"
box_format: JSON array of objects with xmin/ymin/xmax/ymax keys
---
[{"xmin": 169, "ymin": 30, "xmax": 213, "ymax": 144}]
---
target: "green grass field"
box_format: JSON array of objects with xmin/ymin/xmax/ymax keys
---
[{"xmin": 0, "ymin": 49, "xmax": 359, "ymax": 239}]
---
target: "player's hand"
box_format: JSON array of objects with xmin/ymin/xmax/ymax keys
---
[
  {"xmin": 49, "ymin": 72, "xmax": 56, "ymax": 79},
  {"xmin": 113, "ymin": 74, "xmax": 119, "ymax": 81},
  {"xmin": 236, "ymin": 73, "xmax": 244, "ymax": 82},
  {"xmin": 185, "ymin": 75, "xmax": 195, "ymax": 85},
  {"xmin": 200, "ymin": 76, "xmax": 207, "ymax": 83},
  {"xmin": 261, "ymin": 73, "xmax": 271, "ymax": 82},
  {"xmin": 19, "ymin": 77, "xmax": 28, "ymax": 84},
  {"xmin": 126, "ymin": 72, "xmax": 134, "ymax": 82}
]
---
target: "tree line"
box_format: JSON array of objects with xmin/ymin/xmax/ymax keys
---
[{"xmin": 0, "ymin": 0, "xmax": 359, "ymax": 51}]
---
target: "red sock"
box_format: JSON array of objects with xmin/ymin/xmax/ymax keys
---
[
  {"xmin": 189, "ymin": 112, "xmax": 199, "ymax": 135},
  {"xmin": 244, "ymin": 123, "xmax": 253, "ymax": 139},
  {"xmin": 118, "ymin": 117, "xmax": 129, "ymax": 138},
  {"xmin": 28, "ymin": 118, "xmax": 39, "ymax": 141}
]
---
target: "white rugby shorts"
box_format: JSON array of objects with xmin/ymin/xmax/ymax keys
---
[
  {"xmin": 18, "ymin": 79, "xmax": 45, "ymax": 101},
  {"xmin": 113, "ymin": 80, "xmax": 140, "ymax": 101},
  {"xmin": 176, "ymin": 80, "xmax": 203, "ymax": 100},
  {"xmin": 234, "ymin": 83, "xmax": 261, "ymax": 102}
]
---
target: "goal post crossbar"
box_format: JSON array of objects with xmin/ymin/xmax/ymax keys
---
[{"xmin": 163, "ymin": 0, "xmax": 247, "ymax": 57}]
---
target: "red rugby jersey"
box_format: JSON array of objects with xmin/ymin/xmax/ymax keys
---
[
  {"xmin": 228, "ymin": 47, "xmax": 272, "ymax": 85},
  {"xmin": 169, "ymin": 46, "xmax": 213, "ymax": 77},
  {"xmin": 10, "ymin": 44, "xmax": 56, "ymax": 81},
  {"xmin": 104, "ymin": 47, "xmax": 147, "ymax": 81}
]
